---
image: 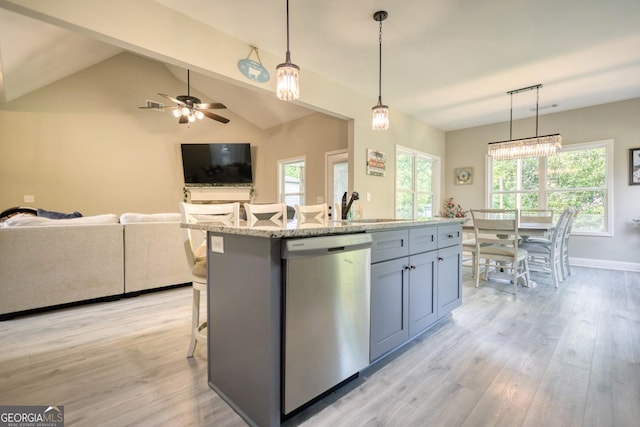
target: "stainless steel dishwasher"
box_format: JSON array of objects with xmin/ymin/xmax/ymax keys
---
[{"xmin": 281, "ymin": 233, "xmax": 372, "ymax": 415}]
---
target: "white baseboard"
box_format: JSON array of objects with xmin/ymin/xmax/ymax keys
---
[{"xmin": 570, "ymin": 257, "xmax": 640, "ymax": 272}]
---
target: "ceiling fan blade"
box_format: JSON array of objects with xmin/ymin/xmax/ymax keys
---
[
  {"xmin": 158, "ymin": 93, "xmax": 185, "ymax": 106},
  {"xmin": 178, "ymin": 115, "xmax": 189, "ymax": 124},
  {"xmin": 201, "ymin": 110, "xmax": 230, "ymax": 124},
  {"xmin": 196, "ymin": 102, "xmax": 226, "ymax": 110}
]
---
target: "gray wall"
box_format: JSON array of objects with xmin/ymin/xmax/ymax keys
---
[{"xmin": 445, "ymin": 98, "xmax": 640, "ymax": 270}]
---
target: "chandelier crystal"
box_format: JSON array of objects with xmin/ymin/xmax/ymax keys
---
[
  {"xmin": 276, "ymin": 0, "xmax": 299, "ymax": 101},
  {"xmin": 488, "ymin": 134, "xmax": 562, "ymax": 160},
  {"xmin": 488, "ymin": 84, "xmax": 561, "ymax": 160}
]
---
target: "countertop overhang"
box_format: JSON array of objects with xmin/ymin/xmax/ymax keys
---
[{"xmin": 183, "ymin": 217, "xmax": 465, "ymax": 239}]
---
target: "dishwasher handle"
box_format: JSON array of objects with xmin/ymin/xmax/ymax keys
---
[{"xmin": 282, "ymin": 233, "xmax": 372, "ymax": 259}]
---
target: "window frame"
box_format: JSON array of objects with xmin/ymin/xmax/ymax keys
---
[
  {"xmin": 395, "ymin": 145, "xmax": 440, "ymax": 219},
  {"xmin": 486, "ymin": 139, "xmax": 614, "ymax": 236},
  {"xmin": 278, "ymin": 156, "xmax": 306, "ymax": 206}
]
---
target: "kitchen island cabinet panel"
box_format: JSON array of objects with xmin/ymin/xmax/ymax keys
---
[
  {"xmin": 408, "ymin": 251, "xmax": 438, "ymax": 338},
  {"xmin": 370, "ymin": 257, "xmax": 409, "ymax": 361},
  {"xmin": 437, "ymin": 244, "xmax": 463, "ymax": 318}
]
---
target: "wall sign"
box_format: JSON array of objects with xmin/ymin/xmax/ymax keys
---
[
  {"xmin": 238, "ymin": 46, "xmax": 270, "ymax": 83},
  {"xmin": 367, "ymin": 149, "xmax": 386, "ymax": 176}
]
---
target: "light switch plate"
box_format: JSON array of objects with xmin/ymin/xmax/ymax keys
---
[{"xmin": 210, "ymin": 236, "xmax": 224, "ymax": 253}]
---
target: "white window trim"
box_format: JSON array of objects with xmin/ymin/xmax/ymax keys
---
[
  {"xmin": 395, "ymin": 145, "xmax": 441, "ymax": 219},
  {"xmin": 278, "ymin": 156, "xmax": 306, "ymax": 205},
  {"xmin": 486, "ymin": 139, "xmax": 614, "ymax": 236}
]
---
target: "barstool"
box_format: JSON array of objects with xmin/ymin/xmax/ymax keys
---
[{"xmin": 179, "ymin": 202, "xmax": 240, "ymax": 358}]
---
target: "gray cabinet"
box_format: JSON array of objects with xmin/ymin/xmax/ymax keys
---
[
  {"xmin": 436, "ymin": 224, "xmax": 462, "ymax": 318},
  {"xmin": 369, "ymin": 223, "xmax": 461, "ymax": 362}
]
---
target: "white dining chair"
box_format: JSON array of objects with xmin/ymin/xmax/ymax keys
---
[
  {"xmin": 519, "ymin": 208, "xmax": 573, "ymax": 288},
  {"xmin": 179, "ymin": 202, "xmax": 240, "ymax": 358},
  {"xmin": 294, "ymin": 203, "xmax": 328, "ymax": 225},
  {"xmin": 470, "ymin": 209, "xmax": 530, "ymax": 293},
  {"xmin": 244, "ymin": 202, "xmax": 288, "ymax": 228},
  {"xmin": 561, "ymin": 208, "xmax": 577, "ymax": 279},
  {"xmin": 519, "ymin": 209, "xmax": 554, "ymax": 224}
]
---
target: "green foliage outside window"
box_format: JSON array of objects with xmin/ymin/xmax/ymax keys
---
[{"xmin": 490, "ymin": 144, "xmax": 608, "ymax": 233}]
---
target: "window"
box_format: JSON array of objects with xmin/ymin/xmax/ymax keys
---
[
  {"xmin": 278, "ymin": 157, "xmax": 305, "ymax": 206},
  {"xmin": 396, "ymin": 146, "xmax": 439, "ymax": 219},
  {"xmin": 488, "ymin": 140, "xmax": 613, "ymax": 235}
]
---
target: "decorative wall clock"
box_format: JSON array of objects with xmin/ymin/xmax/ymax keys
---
[{"xmin": 454, "ymin": 167, "xmax": 473, "ymax": 185}]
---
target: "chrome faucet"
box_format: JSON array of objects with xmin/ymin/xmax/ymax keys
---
[{"xmin": 341, "ymin": 191, "xmax": 360, "ymax": 220}]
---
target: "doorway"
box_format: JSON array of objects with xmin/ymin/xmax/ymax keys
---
[{"xmin": 326, "ymin": 150, "xmax": 348, "ymax": 219}]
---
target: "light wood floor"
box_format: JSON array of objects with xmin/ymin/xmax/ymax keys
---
[{"xmin": 1, "ymin": 267, "xmax": 639, "ymax": 427}]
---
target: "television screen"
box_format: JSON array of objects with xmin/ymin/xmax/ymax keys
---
[{"xmin": 181, "ymin": 143, "xmax": 253, "ymax": 185}]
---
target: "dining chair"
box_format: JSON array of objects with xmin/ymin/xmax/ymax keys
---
[
  {"xmin": 519, "ymin": 209, "xmax": 554, "ymax": 224},
  {"xmin": 519, "ymin": 208, "xmax": 573, "ymax": 288},
  {"xmin": 179, "ymin": 201, "xmax": 240, "ymax": 358},
  {"xmin": 560, "ymin": 208, "xmax": 577, "ymax": 279},
  {"xmin": 294, "ymin": 203, "xmax": 328, "ymax": 224},
  {"xmin": 244, "ymin": 202, "xmax": 288, "ymax": 228},
  {"xmin": 470, "ymin": 209, "xmax": 530, "ymax": 293}
]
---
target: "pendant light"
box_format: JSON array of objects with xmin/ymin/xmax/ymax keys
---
[
  {"xmin": 372, "ymin": 10, "xmax": 389, "ymax": 130},
  {"xmin": 276, "ymin": 0, "xmax": 300, "ymax": 101},
  {"xmin": 488, "ymin": 84, "xmax": 562, "ymax": 160}
]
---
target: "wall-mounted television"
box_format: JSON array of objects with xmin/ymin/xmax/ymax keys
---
[{"xmin": 181, "ymin": 143, "xmax": 253, "ymax": 186}]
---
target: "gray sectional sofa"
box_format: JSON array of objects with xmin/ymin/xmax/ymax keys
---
[{"xmin": 0, "ymin": 213, "xmax": 190, "ymax": 318}]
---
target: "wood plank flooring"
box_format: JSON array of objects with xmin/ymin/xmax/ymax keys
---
[{"xmin": 1, "ymin": 266, "xmax": 639, "ymax": 426}]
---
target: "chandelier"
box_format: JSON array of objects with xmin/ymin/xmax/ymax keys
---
[
  {"xmin": 488, "ymin": 84, "xmax": 562, "ymax": 160},
  {"xmin": 372, "ymin": 10, "xmax": 389, "ymax": 130},
  {"xmin": 276, "ymin": 0, "xmax": 299, "ymax": 101}
]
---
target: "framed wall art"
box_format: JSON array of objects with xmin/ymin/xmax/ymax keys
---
[
  {"xmin": 630, "ymin": 148, "xmax": 640, "ymax": 185},
  {"xmin": 454, "ymin": 167, "xmax": 473, "ymax": 185},
  {"xmin": 367, "ymin": 149, "xmax": 386, "ymax": 176}
]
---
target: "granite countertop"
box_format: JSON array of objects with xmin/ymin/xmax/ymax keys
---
[{"xmin": 183, "ymin": 217, "xmax": 464, "ymax": 239}]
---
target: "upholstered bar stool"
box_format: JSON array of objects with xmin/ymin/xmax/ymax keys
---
[{"xmin": 179, "ymin": 202, "xmax": 240, "ymax": 358}]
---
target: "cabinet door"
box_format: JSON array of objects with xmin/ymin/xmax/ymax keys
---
[
  {"xmin": 437, "ymin": 245, "xmax": 462, "ymax": 318},
  {"xmin": 408, "ymin": 251, "xmax": 438, "ymax": 338},
  {"xmin": 370, "ymin": 257, "xmax": 409, "ymax": 361}
]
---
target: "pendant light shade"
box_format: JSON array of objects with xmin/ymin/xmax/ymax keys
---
[
  {"xmin": 276, "ymin": 0, "xmax": 299, "ymax": 101},
  {"xmin": 372, "ymin": 11, "xmax": 389, "ymax": 130},
  {"xmin": 488, "ymin": 84, "xmax": 562, "ymax": 160}
]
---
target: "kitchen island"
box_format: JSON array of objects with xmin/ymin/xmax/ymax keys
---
[{"xmin": 184, "ymin": 218, "xmax": 463, "ymax": 427}]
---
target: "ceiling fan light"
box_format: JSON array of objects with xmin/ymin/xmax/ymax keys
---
[
  {"xmin": 195, "ymin": 110, "xmax": 204, "ymax": 120},
  {"xmin": 172, "ymin": 109, "xmax": 181, "ymax": 118},
  {"xmin": 188, "ymin": 114, "xmax": 196, "ymax": 123},
  {"xmin": 181, "ymin": 107, "xmax": 190, "ymax": 116},
  {"xmin": 276, "ymin": 62, "xmax": 300, "ymax": 101}
]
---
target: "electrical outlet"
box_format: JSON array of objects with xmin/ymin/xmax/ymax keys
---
[
  {"xmin": 24, "ymin": 195, "xmax": 35, "ymax": 203},
  {"xmin": 366, "ymin": 192, "xmax": 371, "ymax": 202}
]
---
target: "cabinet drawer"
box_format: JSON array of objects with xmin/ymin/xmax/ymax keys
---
[
  {"xmin": 370, "ymin": 229, "xmax": 409, "ymax": 263},
  {"xmin": 438, "ymin": 224, "xmax": 462, "ymax": 248},
  {"xmin": 409, "ymin": 226, "xmax": 437, "ymax": 255}
]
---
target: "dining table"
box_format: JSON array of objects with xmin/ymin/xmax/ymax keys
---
[{"xmin": 462, "ymin": 221, "xmax": 555, "ymax": 240}]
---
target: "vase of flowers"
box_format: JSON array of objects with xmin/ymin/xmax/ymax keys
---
[{"xmin": 441, "ymin": 197, "xmax": 468, "ymax": 218}]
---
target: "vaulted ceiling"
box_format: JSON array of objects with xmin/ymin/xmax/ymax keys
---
[{"xmin": 1, "ymin": 0, "xmax": 639, "ymax": 131}]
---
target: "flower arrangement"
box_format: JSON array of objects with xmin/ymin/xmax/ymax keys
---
[{"xmin": 441, "ymin": 197, "xmax": 468, "ymax": 218}]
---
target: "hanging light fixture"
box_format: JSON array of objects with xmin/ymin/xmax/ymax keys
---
[
  {"xmin": 372, "ymin": 10, "xmax": 389, "ymax": 130},
  {"xmin": 488, "ymin": 84, "xmax": 562, "ymax": 160},
  {"xmin": 276, "ymin": 0, "xmax": 300, "ymax": 101}
]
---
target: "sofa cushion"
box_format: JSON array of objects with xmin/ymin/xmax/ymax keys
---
[
  {"xmin": 4, "ymin": 213, "xmax": 119, "ymax": 227},
  {"xmin": 37, "ymin": 208, "xmax": 83, "ymax": 219},
  {"xmin": 120, "ymin": 213, "xmax": 181, "ymax": 224}
]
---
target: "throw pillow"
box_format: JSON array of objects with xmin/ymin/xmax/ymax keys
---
[{"xmin": 37, "ymin": 208, "xmax": 83, "ymax": 219}]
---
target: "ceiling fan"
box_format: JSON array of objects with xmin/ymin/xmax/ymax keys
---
[{"xmin": 140, "ymin": 69, "xmax": 230, "ymax": 125}]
